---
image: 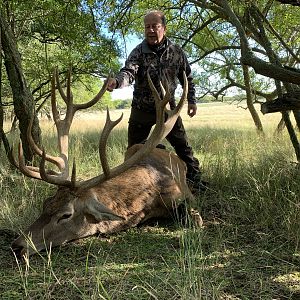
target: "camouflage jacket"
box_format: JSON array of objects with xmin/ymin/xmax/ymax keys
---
[{"xmin": 115, "ymin": 38, "xmax": 196, "ymax": 113}]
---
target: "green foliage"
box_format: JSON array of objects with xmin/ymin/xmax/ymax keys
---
[
  {"xmin": 1, "ymin": 0, "xmax": 121, "ymax": 109},
  {"xmin": 42, "ymin": 74, "xmax": 114, "ymax": 111},
  {"xmin": 113, "ymin": 99, "xmax": 132, "ymax": 109},
  {"xmin": 3, "ymin": 0, "xmax": 300, "ymax": 111},
  {"xmin": 96, "ymin": 0, "xmax": 300, "ymax": 101}
]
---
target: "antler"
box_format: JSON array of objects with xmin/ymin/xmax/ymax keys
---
[
  {"xmin": 77, "ymin": 70, "xmax": 188, "ymax": 190},
  {"xmin": 15, "ymin": 68, "xmax": 109, "ymax": 187},
  {"xmin": 14, "ymin": 69, "xmax": 187, "ymax": 190}
]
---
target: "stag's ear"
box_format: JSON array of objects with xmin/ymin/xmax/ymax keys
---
[{"xmin": 84, "ymin": 196, "xmax": 125, "ymax": 222}]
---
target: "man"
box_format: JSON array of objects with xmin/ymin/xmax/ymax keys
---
[{"xmin": 106, "ymin": 10, "xmax": 205, "ymax": 192}]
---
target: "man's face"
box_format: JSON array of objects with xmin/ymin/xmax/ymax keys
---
[{"xmin": 144, "ymin": 13, "xmax": 166, "ymax": 45}]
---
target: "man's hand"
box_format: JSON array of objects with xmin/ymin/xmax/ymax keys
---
[
  {"xmin": 187, "ymin": 103, "xmax": 197, "ymax": 117},
  {"xmin": 106, "ymin": 78, "xmax": 117, "ymax": 92}
]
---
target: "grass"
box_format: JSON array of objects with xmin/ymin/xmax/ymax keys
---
[{"xmin": 1, "ymin": 102, "xmax": 300, "ymax": 299}]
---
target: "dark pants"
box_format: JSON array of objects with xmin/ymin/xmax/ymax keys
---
[{"xmin": 128, "ymin": 108, "xmax": 201, "ymax": 179}]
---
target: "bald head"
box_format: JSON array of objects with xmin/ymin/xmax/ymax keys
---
[
  {"xmin": 144, "ymin": 10, "xmax": 166, "ymax": 26},
  {"xmin": 144, "ymin": 10, "xmax": 167, "ymax": 45}
]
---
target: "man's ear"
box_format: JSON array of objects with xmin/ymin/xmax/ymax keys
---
[{"xmin": 84, "ymin": 196, "xmax": 125, "ymax": 222}]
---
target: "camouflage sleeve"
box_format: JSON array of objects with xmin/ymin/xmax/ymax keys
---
[
  {"xmin": 178, "ymin": 49, "xmax": 196, "ymax": 105},
  {"xmin": 115, "ymin": 46, "xmax": 140, "ymax": 89}
]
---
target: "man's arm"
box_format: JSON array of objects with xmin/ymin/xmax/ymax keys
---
[
  {"xmin": 178, "ymin": 50, "xmax": 197, "ymax": 117},
  {"xmin": 106, "ymin": 47, "xmax": 140, "ymax": 92}
]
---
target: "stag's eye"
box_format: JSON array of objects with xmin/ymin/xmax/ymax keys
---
[{"xmin": 57, "ymin": 213, "xmax": 72, "ymax": 223}]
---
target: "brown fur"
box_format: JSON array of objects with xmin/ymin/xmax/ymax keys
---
[{"xmin": 12, "ymin": 145, "xmax": 200, "ymax": 257}]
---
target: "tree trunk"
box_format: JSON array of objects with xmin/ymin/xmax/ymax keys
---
[
  {"xmin": 276, "ymin": 116, "xmax": 286, "ymax": 134},
  {"xmin": 242, "ymin": 64, "xmax": 264, "ymax": 133},
  {"xmin": 0, "ymin": 22, "xmax": 2, "ymax": 151},
  {"xmin": 0, "ymin": 85, "xmax": 4, "ymax": 154},
  {"xmin": 0, "ymin": 8, "xmax": 41, "ymax": 162},
  {"xmin": 0, "ymin": 24, "xmax": 13, "ymax": 164},
  {"xmin": 292, "ymin": 110, "xmax": 300, "ymax": 132},
  {"xmin": 282, "ymin": 111, "xmax": 300, "ymax": 161}
]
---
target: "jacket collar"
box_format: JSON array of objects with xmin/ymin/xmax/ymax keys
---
[{"xmin": 141, "ymin": 37, "xmax": 172, "ymax": 53}]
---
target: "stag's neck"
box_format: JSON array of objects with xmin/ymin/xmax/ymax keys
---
[
  {"xmin": 90, "ymin": 165, "xmax": 179, "ymax": 234},
  {"xmin": 79, "ymin": 149, "xmax": 188, "ymax": 235}
]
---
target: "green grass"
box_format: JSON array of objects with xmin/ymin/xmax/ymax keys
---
[{"xmin": 1, "ymin": 102, "xmax": 300, "ymax": 299}]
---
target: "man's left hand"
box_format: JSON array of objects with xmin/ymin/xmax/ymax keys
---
[{"xmin": 187, "ymin": 103, "xmax": 197, "ymax": 117}]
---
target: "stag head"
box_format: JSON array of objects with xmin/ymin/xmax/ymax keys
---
[{"xmin": 11, "ymin": 69, "xmax": 188, "ymax": 257}]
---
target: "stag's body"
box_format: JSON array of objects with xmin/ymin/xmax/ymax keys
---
[
  {"xmin": 12, "ymin": 145, "xmax": 195, "ymax": 255},
  {"xmin": 11, "ymin": 69, "xmax": 201, "ymax": 257},
  {"xmin": 94, "ymin": 146, "xmax": 191, "ymax": 227}
]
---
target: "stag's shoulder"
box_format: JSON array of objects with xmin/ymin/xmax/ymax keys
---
[{"xmin": 125, "ymin": 144, "xmax": 185, "ymax": 168}]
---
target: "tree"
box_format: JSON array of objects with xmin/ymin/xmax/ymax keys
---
[
  {"xmin": 98, "ymin": 0, "xmax": 300, "ymax": 159},
  {"xmin": 3, "ymin": 0, "xmax": 300, "ymax": 160},
  {"xmin": 0, "ymin": 6, "xmax": 41, "ymax": 161},
  {"xmin": 0, "ymin": 0, "xmax": 121, "ymax": 161}
]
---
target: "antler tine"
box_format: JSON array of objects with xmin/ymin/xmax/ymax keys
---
[
  {"xmin": 53, "ymin": 68, "xmax": 74, "ymax": 164},
  {"xmin": 71, "ymin": 159, "xmax": 77, "ymax": 187},
  {"xmin": 20, "ymin": 69, "xmax": 70, "ymax": 181},
  {"xmin": 74, "ymin": 75, "xmax": 110, "ymax": 111},
  {"xmin": 77, "ymin": 71, "xmax": 187, "ymax": 190},
  {"xmin": 26, "ymin": 111, "xmax": 65, "ymax": 171},
  {"xmin": 99, "ymin": 108, "xmax": 123, "ymax": 178},
  {"xmin": 16, "ymin": 140, "xmax": 64, "ymax": 179},
  {"xmin": 13, "ymin": 68, "xmax": 111, "ymax": 187},
  {"xmin": 54, "ymin": 70, "xmax": 111, "ymax": 151},
  {"xmin": 36, "ymin": 68, "xmax": 81, "ymax": 184},
  {"xmin": 144, "ymin": 66, "xmax": 187, "ymax": 132},
  {"xmin": 17, "ymin": 141, "xmax": 42, "ymax": 180},
  {"xmin": 162, "ymin": 71, "xmax": 188, "ymax": 131},
  {"xmin": 159, "ymin": 71, "xmax": 169, "ymax": 97},
  {"xmin": 17, "ymin": 69, "xmax": 68, "ymax": 173},
  {"xmin": 39, "ymin": 149, "xmax": 73, "ymax": 187},
  {"xmin": 12, "ymin": 95, "xmax": 68, "ymax": 182}
]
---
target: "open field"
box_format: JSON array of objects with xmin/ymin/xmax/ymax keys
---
[{"xmin": 1, "ymin": 102, "xmax": 300, "ymax": 299}]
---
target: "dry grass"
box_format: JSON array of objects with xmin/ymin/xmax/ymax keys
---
[{"xmin": 1, "ymin": 101, "xmax": 300, "ymax": 299}]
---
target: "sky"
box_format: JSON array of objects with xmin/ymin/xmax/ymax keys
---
[
  {"xmin": 111, "ymin": 85, "xmax": 134, "ymax": 100},
  {"xmin": 110, "ymin": 35, "xmax": 142, "ymax": 100}
]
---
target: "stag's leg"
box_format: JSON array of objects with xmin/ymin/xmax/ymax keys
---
[
  {"xmin": 175, "ymin": 202, "xmax": 203, "ymax": 228},
  {"xmin": 172, "ymin": 174, "xmax": 203, "ymax": 227},
  {"xmin": 165, "ymin": 183, "xmax": 203, "ymax": 228}
]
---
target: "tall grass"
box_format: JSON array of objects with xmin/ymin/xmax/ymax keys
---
[{"xmin": 1, "ymin": 102, "xmax": 300, "ymax": 299}]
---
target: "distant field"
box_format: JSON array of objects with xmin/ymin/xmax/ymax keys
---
[
  {"xmin": 186, "ymin": 102, "xmax": 281, "ymax": 129},
  {"xmin": 7, "ymin": 101, "xmax": 281, "ymax": 134},
  {"xmin": 2, "ymin": 101, "xmax": 283, "ymax": 134}
]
